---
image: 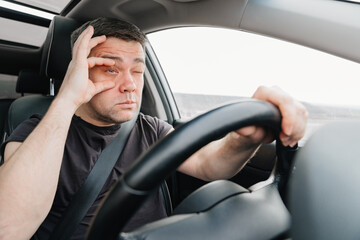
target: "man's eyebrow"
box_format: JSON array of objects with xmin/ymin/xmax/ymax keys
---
[
  {"xmin": 134, "ymin": 58, "xmax": 145, "ymax": 64},
  {"xmin": 102, "ymin": 55, "xmax": 145, "ymax": 64}
]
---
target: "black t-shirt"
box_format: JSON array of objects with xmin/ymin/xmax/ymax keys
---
[{"xmin": 1, "ymin": 113, "xmax": 172, "ymax": 239}]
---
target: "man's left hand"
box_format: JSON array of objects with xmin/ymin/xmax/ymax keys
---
[{"xmin": 235, "ymin": 86, "xmax": 308, "ymax": 147}]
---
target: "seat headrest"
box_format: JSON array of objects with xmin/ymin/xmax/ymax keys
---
[
  {"xmin": 16, "ymin": 70, "xmax": 49, "ymax": 94},
  {"xmin": 40, "ymin": 16, "xmax": 81, "ymax": 83}
]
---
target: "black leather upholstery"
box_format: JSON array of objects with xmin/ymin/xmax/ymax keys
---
[
  {"xmin": 5, "ymin": 16, "xmax": 81, "ymax": 137},
  {"xmin": 0, "ymin": 99, "xmax": 13, "ymax": 141},
  {"xmin": 39, "ymin": 15, "xmax": 81, "ymax": 94},
  {"xmin": 2, "ymin": 69, "xmax": 49, "ymax": 147},
  {"xmin": 16, "ymin": 70, "xmax": 49, "ymax": 94},
  {"xmin": 41, "ymin": 16, "xmax": 81, "ymax": 82},
  {"xmin": 6, "ymin": 95, "xmax": 54, "ymax": 135},
  {"xmin": 1, "ymin": 70, "xmax": 47, "ymax": 163}
]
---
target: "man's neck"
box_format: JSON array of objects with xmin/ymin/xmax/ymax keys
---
[{"xmin": 75, "ymin": 107, "xmax": 115, "ymax": 127}]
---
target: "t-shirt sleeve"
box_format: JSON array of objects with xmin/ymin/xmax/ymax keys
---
[
  {"xmin": 0, "ymin": 114, "xmax": 42, "ymax": 161},
  {"xmin": 155, "ymin": 118, "xmax": 173, "ymax": 138},
  {"xmin": 155, "ymin": 117, "xmax": 173, "ymax": 138},
  {"xmin": 141, "ymin": 113, "xmax": 173, "ymax": 139}
]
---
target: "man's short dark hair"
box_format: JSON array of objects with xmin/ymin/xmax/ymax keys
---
[{"xmin": 71, "ymin": 17, "xmax": 147, "ymax": 50}]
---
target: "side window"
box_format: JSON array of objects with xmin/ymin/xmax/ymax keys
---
[{"xmin": 148, "ymin": 27, "xmax": 360, "ymax": 140}]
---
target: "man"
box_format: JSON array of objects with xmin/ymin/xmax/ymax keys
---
[{"xmin": 0, "ymin": 18, "xmax": 307, "ymax": 239}]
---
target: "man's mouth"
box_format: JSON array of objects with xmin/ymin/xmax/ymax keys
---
[
  {"xmin": 120, "ymin": 100, "xmax": 135, "ymax": 104},
  {"xmin": 116, "ymin": 100, "xmax": 136, "ymax": 108}
]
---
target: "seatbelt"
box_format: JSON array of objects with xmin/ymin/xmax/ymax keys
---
[{"xmin": 49, "ymin": 114, "xmax": 138, "ymax": 240}]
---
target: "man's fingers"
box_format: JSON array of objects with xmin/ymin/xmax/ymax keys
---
[
  {"xmin": 87, "ymin": 57, "xmax": 115, "ymax": 68},
  {"xmin": 87, "ymin": 35, "xmax": 106, "ymax": 55},
  {"xmin": 72, "ymin": 26, "xmax": 94, "ymax": 59},
  {"xmin": 236, "ymin": 126, "xmax": 257, "ymax": 137},
  {"xmin": 72, "ymin": 26, "xmax": 92, "ymax": 51},
  {"xmin": 279, "ymin": 133, "xmax": 291, "ymax": 146},
  {"xmin": 231, "ymin": 86, "xmax": 307, "ymax": 147},
  {"xmin": 254, "ymin": 86, "xmax": 296, "ymax": 134},
  {"xmin": 234, "ymin": 126, "xmax": 271, "ymax": 144},
  {"xmin": 92, "ymin": 81, "xmax": 116, "ymax": 95},
  {"xmin": 279, "ymin": 133, "xmax": 298, "ymax": 147},
  {"xmin": 252, "ymin": 85, "xmax": 308, "ymax": 147},
  {"xmin": 280, "ymin": 104, "xmax": 307, "ymax": 146},
  {"xmin": 280, "ymin": 102, "xmax": 296, "ymax": 136}
]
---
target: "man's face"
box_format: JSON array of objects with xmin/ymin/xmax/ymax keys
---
[{"xmin": 85, "ymin": 37, "xmax": 145, "ymax": 125}]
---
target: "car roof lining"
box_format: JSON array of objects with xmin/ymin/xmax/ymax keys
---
[
  {"xmin": 66, "ymin": 0, "xmax": 360, "ymax": 64},
  {"xmin": 67, "ymin": 0, "xmax": 247, "ymax": 32},
  {"xmin": 241, "ymin": 0, "xmax": 360, "ymax": 64}
]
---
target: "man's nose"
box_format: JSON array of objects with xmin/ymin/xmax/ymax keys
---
[{"xmin": 118, "ymin": 71, "xmax": 136, "ymax": 93}]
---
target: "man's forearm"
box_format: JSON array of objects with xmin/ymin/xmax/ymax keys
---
[
  {"xmin": 179, "ymin": 132, "xmax": 261, "ymax": 181},
  {"xmin": 0, "ymin": 97, "xmax": 77, "ymax": 239}
]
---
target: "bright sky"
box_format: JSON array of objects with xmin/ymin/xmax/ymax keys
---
[{"xmin": 148, "ymin": 27, "xmax": 360, "ymax": 107}]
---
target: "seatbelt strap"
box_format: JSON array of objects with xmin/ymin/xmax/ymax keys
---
[{"xmin": 49, "ymin": 114, "xmax": 138, "ymax": 240}]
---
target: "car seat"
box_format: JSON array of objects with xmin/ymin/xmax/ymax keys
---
[
  {"xmin": 5, "ymin": 16, "xmax": 81, "ymax": 138},
  {"xmin": 0, "ymin": 69, "xmax": 51, "ymax": 164},
  {"xmin": 5, "ymin": 70, "xmax": 52, "ymax": 135}
]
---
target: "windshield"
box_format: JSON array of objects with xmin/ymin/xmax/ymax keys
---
[{"xmin": 148, "ymin": 27, "xmax": 360, "ymax": 145}]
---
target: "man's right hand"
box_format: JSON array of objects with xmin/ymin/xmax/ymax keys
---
[
  {"xmin": 0, "ymin": 25, "xmax": 118, "ymax": 240},
  {"xmin": 57, "ymin": 25, "xmax": 116, "ymax": 109}
]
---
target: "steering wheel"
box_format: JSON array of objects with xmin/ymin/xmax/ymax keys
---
[{"xmin": 86, "ymin": 100, "xmax": 291, "ymax": 240}]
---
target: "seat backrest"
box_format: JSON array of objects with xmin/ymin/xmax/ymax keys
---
[
  {"xmin": 0, "ymin": 99, "xmax": 14, "ymax": 143},
  {"xmin": 5, "ymin": 16, "xmax": 81, "ymax": 138},
  {"xmin": 1, "ymin": 69, "xmax": 51, "ymax": 164},
  {"xmin": 1, "ymin": 68, "xmax": 50, "ymax": 141},
  {"xmin": 6, "ymin": 95, "xmax": 54, "ymax": 135}
]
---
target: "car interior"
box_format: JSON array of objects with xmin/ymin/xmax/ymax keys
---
[{"xmin": 1, "ymin": 0, "xmax": 360, "ymax": 239}]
